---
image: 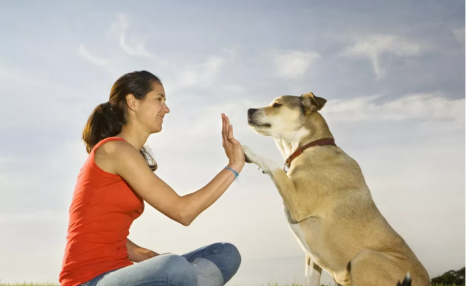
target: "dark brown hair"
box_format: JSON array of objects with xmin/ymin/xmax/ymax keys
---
[{"xmin": 82, "ymin": 70, "xmax": 161, "ymax": 171}]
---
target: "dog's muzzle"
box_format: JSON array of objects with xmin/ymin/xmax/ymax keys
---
[
  {"xmin": 247, "ymin": 108, "xmax": 271, "ymax": 127},
  {"xmin": 247, "ymin": 108, "xmax": 258, "ymax": 122}
]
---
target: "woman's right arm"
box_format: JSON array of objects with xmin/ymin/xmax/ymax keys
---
[{"xmin": 113, "ymin": 114, "xmax": 245, "ymax": 226}]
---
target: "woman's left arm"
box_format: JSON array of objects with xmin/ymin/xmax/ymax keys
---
[{"xmin": 126, "ymin": 238, "xmax": 160, "ymax": 262}]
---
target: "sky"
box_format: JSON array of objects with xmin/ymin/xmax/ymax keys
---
[{"xmin": 0, "ymin": 0, "xmax": 464, "ymax": 285}]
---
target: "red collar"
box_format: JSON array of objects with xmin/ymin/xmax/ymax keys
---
[{"xmin": 283, "ymin": 138, "xmax": 336, "ymax": 172}]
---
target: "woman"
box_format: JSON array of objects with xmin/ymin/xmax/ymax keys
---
[{"xmin": 59, "ymin": 70, "xmax": 245, "ymax": 286}]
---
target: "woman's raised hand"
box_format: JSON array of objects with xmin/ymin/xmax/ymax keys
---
[{"xmin": 221, "ymin": 114, "xmax": 245, "ymax": 172}]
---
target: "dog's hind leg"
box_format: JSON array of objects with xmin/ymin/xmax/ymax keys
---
[
  {"xmin": 349, "ymin": 249, "xmax": 424, "ymax": 286},
  {"xmin": 304, "ymin": 256, "xmax": 322, "ymax": 286}
]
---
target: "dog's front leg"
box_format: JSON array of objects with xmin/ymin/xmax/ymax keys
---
[
  {"xmin": 242, "ymin": 145, "xmax": 306, "ymax": 222},
  {"xmin": 305, "ymin": 256, "xmax": 322, "ymax": 286}
]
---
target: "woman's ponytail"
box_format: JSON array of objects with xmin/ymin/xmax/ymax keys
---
[{"xmin": 82, "ymin": 102, "xmax": 122, "ymax": 154}]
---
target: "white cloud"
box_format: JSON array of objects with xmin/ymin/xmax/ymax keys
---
[
  {"xmin": 75, "ymin": 14, "xmax": 232, "ymax": 88},
  {"xmin": 173, "ymin": 56, "xmax": 226, "ymax": 89},
  {"xmin": 322, "ymin": 93, "xmax": 464, "ymax": 124},
  {"xmin": 112, "ymin": 13, "xmax": 157, "ymax": 58},
  {"xmin": 83, "ymin": 13, "xmax": 235, "ymax": 92},
  {"xmin": 78, "ymin": 44, "xmax": 109, "ymax": 66},
  {"xmin": 274, "ymin": 51, "xmax": 321, "ymax": 79},
  {"xmin": 340, "ymin": 35, "xmax": 421, "ymax": 79},
  {"xmin": 453, "ymin": 27, "xmax": 465, "ymax": 45}
]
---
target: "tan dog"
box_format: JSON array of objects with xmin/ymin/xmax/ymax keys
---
[{"xmin": 242, "ymin": 92, "xmax": 430, "ymax": 286}]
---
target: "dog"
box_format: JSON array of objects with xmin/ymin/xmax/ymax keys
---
[{"xmin": 242, "ymin": 92, "xmax": 430, "ymax": 286}]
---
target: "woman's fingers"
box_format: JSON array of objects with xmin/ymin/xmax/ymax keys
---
[
  {"xmin": 228, "ymin": 127, "xmax": 243, "ymax": 151},
  {"xmin": 225, "ymin": 115, "xmax": 230, "ymax": 136},
  {"xmin": 228, "ymin": 123, "xmax": 233, "ymax": 139},
  {"xmin": 222, "ymin": 114, "xmax": 227, "ymax": 143},
  {"xmin": 229, "ymin": 134, "xmax": 240, "ymax": 146},
  {"xmin": 223, "ymin": 114, "xmax": 241, "ymax": 149},
  {"xmin": 225, "ymin": 117, "xmax": 238, "ymax": 143},
  {"xmin": 225, "ymin": 117, "xmax": 230, "ymax": 144}
]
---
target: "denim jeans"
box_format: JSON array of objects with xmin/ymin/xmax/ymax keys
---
[{"xmin": 79, "ymin": 242, "xmax": 241, "ymax": 286}]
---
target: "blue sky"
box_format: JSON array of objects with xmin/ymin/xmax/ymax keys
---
[{"xmin": 0, "ymin": 1, "xmax": 464, "ymax": 285}]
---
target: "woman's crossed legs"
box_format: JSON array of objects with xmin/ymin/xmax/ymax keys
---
[{"xmin": 81, "ymin": 242, "xmax": 241, "ymax": 286}]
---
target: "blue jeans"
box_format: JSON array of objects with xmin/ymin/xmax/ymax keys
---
[{"xmin": 79, "ymin": 242, "xmax": 241, "ymax": 286}]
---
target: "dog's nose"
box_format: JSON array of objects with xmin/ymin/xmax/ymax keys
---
[{"xmin": 248, "ymin": 108, "xmax": 258, "ymax": 118}]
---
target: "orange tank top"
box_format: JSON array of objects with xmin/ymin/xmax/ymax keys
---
[{"xmin": 59, "ymin": 136, "xmax": 145, "ymax": 286}]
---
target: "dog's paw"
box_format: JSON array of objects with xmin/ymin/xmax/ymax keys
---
[{"xmin": 242, "ymin": 145, "xmax": 257, "ymax": 164}]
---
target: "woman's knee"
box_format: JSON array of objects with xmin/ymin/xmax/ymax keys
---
[
  {"xmin": 221, "ymin": 242, "xmax": 241, "ymax": 269},
  {"xmin": 163, "ymin": 254, "xmax": 197, "ymax": 286},
  {"xmin": 214, "ymin": 242, "xmax": 242, "ymax": 283}
]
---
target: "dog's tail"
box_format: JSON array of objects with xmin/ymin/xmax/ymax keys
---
[{"xmin": 396, "ymin": 272, "xmax": 411, "ymax": 286}]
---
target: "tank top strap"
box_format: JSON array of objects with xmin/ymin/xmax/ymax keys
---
[{"xmin": 91, "ymin": 136, "xmax": 127, "ymax": 154}]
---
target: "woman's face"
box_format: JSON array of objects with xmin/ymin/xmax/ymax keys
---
[{"xmin": 137, "ymin": 83, "xmax": 170, "ymax": 133}]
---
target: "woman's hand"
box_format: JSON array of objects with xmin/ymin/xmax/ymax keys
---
[{"xmin": 221, "ymin": 113, "xmax": 245, "ymax": 172}]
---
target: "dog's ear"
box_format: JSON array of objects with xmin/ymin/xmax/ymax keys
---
[{"xmin": 300, "ymin": 92, "xmax": 327, "ymax": 115}]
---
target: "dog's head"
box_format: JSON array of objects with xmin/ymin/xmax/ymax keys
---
[{"xmin": 247, "ymin": 92, "xmax": 327, "ymax": 137}]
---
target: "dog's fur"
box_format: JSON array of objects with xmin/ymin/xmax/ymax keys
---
[{"xmin": 242, "ymin": 92, "xmax": 430, "ymax": 286}]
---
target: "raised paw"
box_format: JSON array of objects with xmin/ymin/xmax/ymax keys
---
[{"xmin": 242, "ymin": 145, "xmax": 257, "ymax": 164}]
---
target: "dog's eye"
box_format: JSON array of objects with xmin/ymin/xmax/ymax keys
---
[{"xmin": 272, "ymin": 103, "xmax": 282, "ymax": 108}]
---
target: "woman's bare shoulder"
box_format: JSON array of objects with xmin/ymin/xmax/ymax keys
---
[{"xmin": 94, "ymin": 140, "xmax": 134, "ymax": 175}]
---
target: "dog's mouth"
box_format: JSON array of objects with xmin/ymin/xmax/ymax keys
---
[{"xmin": 248, "ymin": 119, "xmax": 271, "ymax": 128}]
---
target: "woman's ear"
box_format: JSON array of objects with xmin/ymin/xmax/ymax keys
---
[
  {"xmin": 125, "ymin": 93, "xmax": 137, "ymax": 112},
  {"xmin": 300, "ymin": 92, "xmax": 327, "ymax": 115}
]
